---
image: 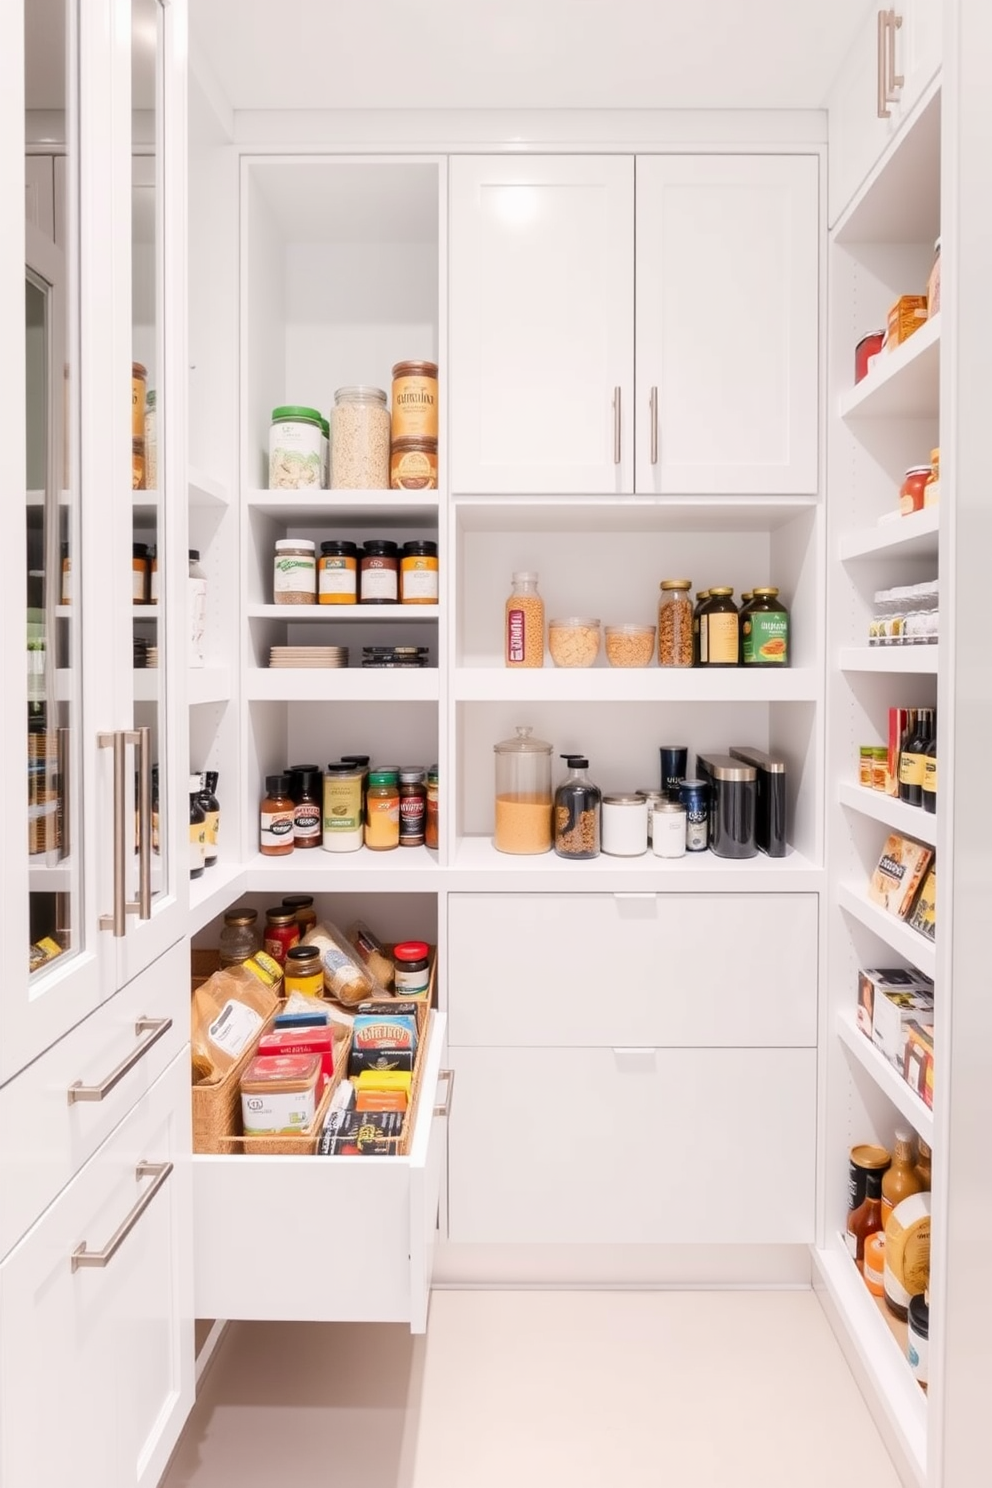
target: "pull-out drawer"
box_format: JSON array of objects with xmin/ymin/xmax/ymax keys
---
[
  {"xmin": 449, "ymin": 893, "xmax": 818, "ymax": 1048},
  {"xmin": 193, "ymin": 1011, "xmax": 449, "ymax": 1333},
  {"xmin": 447, "ymin": 1045, "xmax": 816, "ymax": 1247},
  {"xmin": 0, "ymin": 1051, "xmax": 193, "ymax": 1488},
  {"xmin": 0, "ymin": 937, "xmax": 188, "ymax": 1260}
]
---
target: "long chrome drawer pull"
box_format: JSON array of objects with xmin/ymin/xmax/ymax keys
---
[
  {"xmin": 71, "ymin": 1160, "xmax": 173, "ymax": 1272},
  {"xmin": 434, "ymin": 1069, "xmax": 455, "ymax": 1119},
  {"xmin": 67, "ymin": 1017, "xmax": 173, "ymax": 1104}
]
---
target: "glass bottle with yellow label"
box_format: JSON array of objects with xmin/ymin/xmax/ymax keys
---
[{"xmin": 699, "ymin": 588, "xmax": 739, "ymax": 667}]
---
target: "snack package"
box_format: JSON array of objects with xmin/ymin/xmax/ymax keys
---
[
  {"xmin": 347, "ymin": 920, "xmax": 395, "ymax": 989},
  {"xmin": 191, "ymin": 965, "xmax": 279, "ymax": 1084},
  {"xmin": 868, "ymin": 834, "xmax": 933, "ymax": 919},
  {"xmin": 304, "ymin": 921, "xmax": 391, "ymax": 1006}
]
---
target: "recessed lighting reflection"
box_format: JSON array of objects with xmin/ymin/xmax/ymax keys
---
[{"xmin": 489, "ymin": 185, "xmax": 541, "ymax": 228}]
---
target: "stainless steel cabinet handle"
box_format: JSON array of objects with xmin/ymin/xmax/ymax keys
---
[
  {"xmin": 99, "ymin": 731, "xmax": 126, "ymax": 935},
  {"xmin": 887, "ymin": 9, "xmax": 904, "ymax": 96},
  {"xmin": 876, "ymin": 11, "xmax": 891, "ymax": 118},
  {"xmin": 650, "ymin": 386, "xmax": 659, "ymax": 466},
  {"xmin": 127, "ymin": 726, "xmax": 152, "ymax": 920},
  {"xmin": 613, "ymin": 387, "xmax": 621, "ymax": 465},
  {"xmin": 67, "ymin": 1017, "xmax": 173, "ymax": 1104},
  {"xmin": 434, "ymin": 1069, "xmax": 455, "ymax": 1119},
  {"xmin": 70, "ymin": 1160, "xmax": 173, "ymax": 1271}
]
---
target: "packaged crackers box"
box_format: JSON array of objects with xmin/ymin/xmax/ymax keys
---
[
  {"xmin": 857, "ymin": 967, "xmax": 933, "ymax": 1039},
  {"xmin": 908, "ymin": 865, "xmax": 936, "ymax": 941},
  {"xmin": 903, "ymin": 1020, "xmax": 934, "ymax": 1109},
  {"xmin": 868, "ymin": 833, "xmax": 933, "ymax": 919},
  {"xmin": 886, "ymin": 294, "xmax": 928, "ymax": 349},
  {"xmin": 873, "ymin": 987, "xmax": 935, "ymax": 1069},
  {"xmin": 318, "ymin": 1107, "xmax": 404, "ymax": 1155}
]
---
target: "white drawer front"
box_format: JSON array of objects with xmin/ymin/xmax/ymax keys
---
[
  {"xmin": 447, "ymin": 1045, "xmax": 816, "ymax": 1247},
  {"xmin": 449, "ymin": 894, "xmax": 818, "ymax": 1048},
  {"xmin": 0, "ymin": 1052, "xmax": 193, "ymax": 1488},
  {"xmin": 193, "ymin": 1011, "xmax": 449, "ymax": 1333},
  {"xmin": 0, "ymin": 937, "xmax": 188, "ymax": 1261}
]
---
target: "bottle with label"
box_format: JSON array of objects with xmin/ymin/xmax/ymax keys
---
[
  {"xmin": 365, "ymin": 768, "xmax": 400, "ymax": 851},
  {"xmin": 263, "ymin": 906, "xmax": 300, "ymax": 966},
  {"xmin": 896, "ymin": 708, "xmax": 918, "ymax": 799},
  {"xmin": 915, "ymin": 1139, "xmax": 932, "ymax": 1191},
  {"xmin": 322, "ymin": 763, "xmax": 364, "ymax": 853},
  {"xmin": 884, "ymin": 1191, "xmax": 932, "ymax": 1320},
  {"xmin": 742, "ymin": 587, "xmax": 789, "ymax": 666},
  {"xmin": 260, "ymin": 774, "xmax": 295, "ymax": 856},
  {"xmin": 922, "ymin": 738, "xmax": 937, "ymax": 815},
  {"xmin": 505, "ymin": 571, "xmax": 545, "ymax": 668},
  {"xmin": 737, "ymin": 592, "xmax": 753, "ymax": 664},
  {"xmin": 846, "ymin": 1167, "xmax": 884, "ymax": 1271},
  {"xmin": 554, "ymin": 755, "xmax": 602, "ymax": 860},
  {"xmin": 398, "ymin": 766, "xmax": 427, "ymax": 846},
  {"xmin": 425, "ymin": 765, "xmax": 439, "ymax": 850},
  {"xmin": 882, "ymin": 1130, "xmax": 924, "ymax": 1225},
  {"xmin": 699, "ymin": 588, "xmax": 739, "ymax": 667},
  {"xmin": 899, "ymin": 708, "xmax": 932, "ymax": 807},
  {"xmin": 692, "ymin": 589, "xmax": 711, "ymax": 666},
  {"xmin": 197, "ymin": 771, "xmax": 220, "ymax": 868},
  {"xmin": 292, "ymin": 768, "xmax": 323, "ymax": 849},
  {"xmin": 188, "ymin": 776, "xmax": 206, "ymax": 880}
]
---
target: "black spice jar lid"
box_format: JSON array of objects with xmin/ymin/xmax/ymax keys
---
[
  {"xmin": 401, "ymin": 540, "xmax": 438, "ymax": 557},
  {"xmin": 320, "ymin": 540, "xmax": 359, "ymax": 557},
  {"xmin": 264, "ymin": 774, "xmax": 292, "ymax": 796},
  {"xmin": 362, "ymin": 540, "xmax": 399, "ymax": 556}
]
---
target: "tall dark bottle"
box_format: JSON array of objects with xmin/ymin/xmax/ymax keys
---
[
  {"xmin": 922, "ymin": 733, "xmax": 937, "ymax": 815},
  {"xmin": 900, "ymin": 709, "xmax": 933, "ymax": 808},
  {"xmin": 897, "ymin": 708, "xmax": 922, "ymax": 805}
]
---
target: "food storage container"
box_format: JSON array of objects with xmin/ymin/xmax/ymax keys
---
[
  {"xmin": 604, "ymin": 624, "xmax": 655, "ymax": 668},
  {"xmin": 652, "ymin": 801, "xmax": 686, "ymax": 858},
  {"xmin": 269, "ymin": 405, "xmax": 323, "ymax": 489},
  {"xmin": 696, "ymin": 753, "xmax": 758, "ymax": 860},
  {"xmin": 548, "ymin": 618, "xmax": 601, "ymax": 668},
  {"xmin": 900, "ymin": 465, "xmax": 932, "ymax": 515},
  {"xmin": 601, "ymin": 795, "xmax": 648, "ymax": 857},
  {"xmin": 554, "ymin": 755, "xmax": 601, "ymax": 860},
  {"xmin": 699, "ymin": 589, "xmax": 739, "ymax": 667},
  {"xmin": 728, "ymin": 745, "xmax": 788, "ymax": 857},
  {"xmin": 391, "ymin": 360, "xmax": 439, "ymax": 441},
  {"xmin": 493, "ymin": 726, "xmax": 553, "ymax": 855},
  {"xmin": 331, "ymin": 386, "xmax": 390, "ymax": 490},
  {"xmin": 742, "ymin": 587, "xmax": 789, "ymax": 666},
  {"xmin": 505, "ymin": 572, "xmax": 545, "ymax": 668},
  {"xmin": 658, "ymin": 580, "xmax": 694, "ymax": 667},
  {"xmin": 855, "ymin": 331, "xmax": 884, "ymax": 383}
]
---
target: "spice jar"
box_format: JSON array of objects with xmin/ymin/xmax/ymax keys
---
[
  {"xmin": 263, "ymin": 906, "xmax": 300, "ymax": 966},
  {"xmin": 260, "ymin": 774, "xmax": 295, "ymax": 856},
  {"xmin": 291, "ymin": 769, "xmax": 322, "ymax": 848},
  {"xmin": 145, "ymin": 390, "xmax": 157, "ymax": 490},
  {"xmin": 132, "ymin": 362, "xmax": 147, "ymax": 438},
  {"xmin": 132, "ymin": 543, "xmax": 150, "ymax": 604},
  {"xmin": 554, "ymin": 756, "xmax": 601, "ymax": 860},
  {"xmin": 273, "ymin": 539, "xmax": 317, "ymax": 605},
  {"xmin": 699, "ymin": 589, "xmax": 739, "ymax": 667},
  {"xmin": 331, "ymin": 386, "xmax": 390, "ymax": 490},
  {"xmin": 601, "ymin": 795, "xmax": 648, "ymax": 857},
  {"xmin": 400, "ymin": 541, "xmax": 439, "ymax": 604},
  {"xmin": 652, "ymin": 800, "xmax": 687, "ymax": 859},
  {"xmin": 426, "ymin": 764, "xmax": 439, "ymax": 849},
  {"xmin": 924, "ymin": 449, "xmax": 940, "ymax": 507},
  {"xmin": 399, "ymin": 766, "xmax": 427, "ymax": 846},
  {"xmin": 742, "ymin": 588, "xmax": 789, "ymax": 666},
  {"xmin": 505, "ymin": 572, "xmax": 544, "ymax": 668},
  {"xmin": 365, "ymin": 769, "xmax": 400, "ymax": 851},
  {"xmin": 284, "ymin": 944, "xmax": 323, "ymax": 998},
  {"xmin": 391, "ymin": 360, "xmax": 439, "ymax": 441},
  {"xmin": 394, "ymin": 940, "xmax": 431, "ymax": 996},
  {"xmin": 282, "ymin": 894, "xmax": 317, "ymax": 937},
  {"xmin": 322, "ymin": 762, "xmax": 364, "ymax": 853},
  {"xmin": 494, "ymin": 726, "xmax": 553, "ymax": 855},
  {"xmin": 391, "ymin": 437, "xmax": 438, "ymax": 490},
  {"xmin": 658, "ymin": 579, "xmax": 694, "ymax": 668},
  {"xmin": 188, "ymin": 776, "xmax": 206, "ymax": 879},
  {"xmin": 318, "ymin": 540, "xmax": 359, "ymax": 604},
  {"xmin": 360, "ymin": 540, "xmax": 399, "ymax": 604},
  {"xmin": 219, "ymin": 908, "xmax": 259, "ymax": 968},
  {"xmin": 900, "ymin": 465, "xmax": 932, "ymax": 516},
  {"xmin": 269, "ymin": 405, "xmax": 323, "ymax": 490}
]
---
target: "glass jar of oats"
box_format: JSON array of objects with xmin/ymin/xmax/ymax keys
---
[{"xmin": 331, "ymin": 386, "xmax": 390, "ymax": 490}]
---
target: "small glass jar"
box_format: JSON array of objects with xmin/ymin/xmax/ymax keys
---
[
  {"xmin": 699, "ymin": 589, "xmax": 739, "ymax": 667},
  {"xmin": 322, "ymin": 763, "xmax": 364, "ymax": 853},
  {"xmin": 331, "ymin": 386, "xmax": 390, "ymax": 490},
  {"xmin": 391, "ymin": 436, "xmax": 438, "ymax": 490},
  {"xmin": 263, "ymin": 906, "xmax": 300, "ymax": 966},
  {"xmin": 365, "ymin": 768, "xmax": 400, "ymax": 851},
  {"xmin": 132, "ymin": 542, "xmax": 150, "ymax": 604},
  {"xmin": 394, "ymin": 939, "xmax": 431, "ymax": 996},
  {"xmin": 658, "ymin": 579, "xmax": 694, "ymax": 667},
  {"xmin": 318, "ymin": 540, "xmax": 359, "ymax": 604},
  {"xmin": 360, "ymin": 540, "xmax": 399, "ymax": 604},
  {"xmin": 900, "ymin": 465, "xmax": 932, "ymax": 516},
  {"xmin": 269, "ymin": 405, "xmax": 323, "ymax": 490},
  {"xmin": 505, "ymin": 572, "xmax": 545, "ymax": 668},
  {"xmin": 549, "ymin": 618, "xmax": 601, "ymax": 669},
  {"xmin": 426, "ymin": 764, "xmax": 439, "ymax": 850},
  {"xmin": 260, "ymin": 774, "xmax": 295, "ymax": 856},
  {"xmin": 290, "ymin": 770, "xmax": 322, "ymax": 848},
  {"xmin": 400, "ymin": 540, "xmax": 439, "ymax": 604},
  {"xmin": 391, "ymin": 361, "xmax": 439, "ymax": 441},
  {"xmin": 145, "ymin": 389, "xmax": 157, "ymax": 490},
  {"xmin": 282, "ymin": 894, "xmax": 317, "ymax": 937},
  {"xmin": 219, "ymin": 908, "xmax": 260, "ymax": 968},
  {"xmin": 652, "ymin": 801, "xmax": 687, "ymax": 859},
  {"xmin": 601, "ymin": 795, "xmax": 648, "ymax": 857},
  {"xmin": 399, "ymin": 766, "xmax": 427, "ymax": 846},
  {"xmin": 284, "ymin": 944, "xmax": 323, "ymax": 998},
  {"xmin": 274, "ymin": 539, "xmax": 317, "ymax": 605}
]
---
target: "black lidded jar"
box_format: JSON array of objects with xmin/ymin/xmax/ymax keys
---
[
  {"xmin": 697, "ymin": 752, "xmax": 757, "ymax": 859},
  {"xmin": 359, "ymin": 539, "xmax": 399, "ymax": 604},
  {"xmin": 554, "ymin": 754, "xmax": 602, "ymax": 860},
  {"xmin": 699, "ymin": 588, "xmax": 739, "ymax": 667}
]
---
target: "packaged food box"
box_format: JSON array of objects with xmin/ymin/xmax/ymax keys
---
[
  {"xmin": 873, "ymin": 987, "xmax": 935, "ymax": 1069},
  {"xmin": 349, "ymin": 1046, "xmax": 414, "ymax": 1076},
  {"xmin": 903, "ymin": 1020, "xmax": 934, "ymax": 1108},
  {"xmin": 240, "ymin": 1053, "xmax": 320, "ymax": 1136},
  {"xmin": 356, "ymin": 1088, "xmax": 407, "ymax": 1113},
  {"xmin": 353, "ymin": 1068, "xmax": 412, "ymax": 1098},
  {"xmin": 908, "ymin": 866, "xmax": 936, "ymax": 940},
  {"xmin": 886, "ymin": 294, "xmax": 928, "ymax": 349},
  {"xmin": 868, "ymin": 834, "xmax": 933, "ymax": 919},
  {"xmin": 257, "ymin": 1025, "xmax": 334, "ymax": 1087},
  {"xmin": 351, "ymin": 1010, "xmax": 418, "ymax": 1056},
  {"xmin": 857, "ymin": 966, "xmax": 933, "ymax": 1038},
  {"xmin": 318, "ymin": 1107, "xmax": 405, "ymax": 1155}
]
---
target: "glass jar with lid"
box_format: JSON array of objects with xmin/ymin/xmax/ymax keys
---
[
  {"xmin": 331, "ymin": 386, "xmax": 391, "ymax": 490},
  {"xmin": 657, "ymin": 579, "xmax": 694, "ymax": 667},
  {"xmin": 900, "ymin": 465, "xmax": 932, "ymax": 516},
  {"xmin": 494, "ymin": 726, "xmax": 553, "ymax": 854},
  {"xmin": 699, "ymin": 589, "xmax": 739, "ymax": 667},
  {"xmin": 219, "ymin": 908, "xmax": 259, "ymax": 967},
  {"xmin": 554, "ymin": 755, "xmax": 601, "ymax": 860}
]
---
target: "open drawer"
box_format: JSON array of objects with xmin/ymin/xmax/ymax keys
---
[{"xmin": 192, "ymin": 1010, "xmax": 449, "ymax": 1333}]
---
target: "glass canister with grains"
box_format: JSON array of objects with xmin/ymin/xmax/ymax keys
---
[{"xmin": 494, "ymin": 727, "xmax": 553, "ymax": 854}]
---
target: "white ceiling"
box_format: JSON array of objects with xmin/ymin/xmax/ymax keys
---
[{"xmin": 192, "ymin": 0, "xmax": 869, "ymax": 113}]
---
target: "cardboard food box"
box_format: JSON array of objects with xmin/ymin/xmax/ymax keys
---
[
  {"xmin": 857, "ymin": 966, "xmax": 933, "ymax": 1039},
  {"xmin": 873, "ymin": 986, "xmax": 935, "ymax": 1069},
  {"xmin": 903, "ymin": 1020, "xmax": 935, "ymax": 1108},
  {"xmin": 886, "ymin": 294, "xmax": 928, "ymax": 349},
  {"xmin": 868, "ymin": 833, "xmax": 933, "ymax": 919},
  {"xmin": 908, "ymin": 865, "xmax": 936, "ymax": 941}
]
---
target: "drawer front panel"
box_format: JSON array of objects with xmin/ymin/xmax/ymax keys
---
[
  {"xmin": 449, "ymin": 894, "xmax": 818, "ymax": 1048},
  {"xmin": 447, "ymin": 1045, "xmax": 816, "ymax": 1246},
  {"xmin": 193, "ymin": 1011, "xmax": 448, "ymax": 1332},
  {"xmin": 0, "ymin": 937, "xmax": 188, "ymax": 1261}
]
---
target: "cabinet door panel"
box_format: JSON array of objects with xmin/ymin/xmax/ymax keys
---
[
  {"xmin": 828, "ymin": 6, "xmax": 897, "ymax": 227},
  {"xmin": 899, "ymin": 0, "xmax": 942, "ymax": 114},
  {"xmin": 447, "ymin": 1045, "xmax": 816, "ymax": 1245},
  {"xmin": 450, "ymin": 155, "xmax": 634, "ymax": 494},
  {"xmin": 636, "ymin": 155, "xmax": 819, "ymax": 495}
]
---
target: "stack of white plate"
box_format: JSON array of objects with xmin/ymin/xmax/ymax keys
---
[{"xmin": 268, "ymin": 646, "xmax": 349, "ymax": 669}]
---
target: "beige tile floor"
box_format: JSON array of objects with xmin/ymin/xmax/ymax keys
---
[{"xmin": 162, "ymin": 1290, "xmax": 902, "ymax": 1488}]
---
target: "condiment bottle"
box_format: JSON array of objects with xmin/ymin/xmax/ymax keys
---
[
  {"xmin": 359, "ymin": 540, "xmax": 399, "ymax": 604},
  {"xmin": 554, "ymin": 755, "xmax": 601, "ymax": 860},
  {"xmin": 922, "ymin": 737, "xmax": 937, "ymax": 815},
  {"xmin": 914, "ymin": 1139, "xmax": 932, "ymax": 1191},
  {"xmin": 197, "ymin": 771, "xmax": 220, "ymax": 868},
  {"xmin": 282, "ymin": 894, "xmax": 317, "ymax": 937},
  {"xmin": 260, "ymin": 774, "xmax": 295, "ymax": 856},
  {"xmin": 899, "ymin": 708, "xmax": 932, "ymax": 807},
  {"xmin": 219, "ymin": 909, "xmax": 260, "ymax": 968},
  {"xmin": 398, "ymin": 766, "xmax": 427, "ymax": 846},
  {"xmin": 882, "ymin": 1130, "xmax": 924, "ymax": 1224},
  {"xmin": 365, "ymin": 769, "xmax": 400, "ymax": 851},
  {"xmin": 737, "ymin": 592, "xmax": 754, "ymax": 664},
  {"xmin": 263, "ymin": 906, "xmax": 300, "ymax": 966},
  {"xmin": 188, "ymin": 777, "xmax": 206, "ymax": 880},
  {"xmin": 505, "ymin": 572, "xmax": 545, "ymax": 668},
  {"xmin": 284, "ymin": 944, "xmax": 323, "ymax": 997},
  {"xmin": 742, "ymin": 587, "xmax": 789, "ymax": 666},
  {"xmin": 318, "ymin": 540, "xmax": 359, "ymax": 604},
  {"xmin": 292, "ymin": 768, "xmax": 322, "ymax": 849},
  {"xmin": 425, "ymin": 765, "xmax": 439, "ymax": 850},
  {"xmin": 699, "ymin": 588, "xmax": 739, "ymax": 667},
  {"xmin": 394, "ymin": 940, "xmax": 431, "ymax": 996},
  {"xmin": 493, "ymin": 726, "xmax": 553, "ymax": 854},
  {"xmin": 846, "ymin": 1167, "xmax": 884, "ymax": 1271},
  {"xmin": 322, "ymin": 762, "xmax": 364, "ymax": 853}
]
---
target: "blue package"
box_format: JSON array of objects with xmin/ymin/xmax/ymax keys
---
[{"xmin": 273, "ymin": 1010, "xmax": 331, "ymax": 1029}]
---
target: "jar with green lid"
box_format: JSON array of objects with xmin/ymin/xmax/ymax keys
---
[
  {"xmin": 269, "ymin": 405, "xmax": 323, "ymax": 490},
  {"xmin": 692, "ymin": 589, "xmax": 711, "ymax": 666},
  {"xmin": 742, "ymin": 588, "xmax": 789, "ymax": 666},
  {"xmin": 699, "ymin": 589, "xmax": 739, "ymax": 667},
  {"xmin": 365, "ymin": 768, "xmax": 400, "ymax": 851}
]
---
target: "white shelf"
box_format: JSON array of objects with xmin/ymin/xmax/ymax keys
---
[
  {"xmin": 29, "ymin": 860, "xmax": 72, "ymax": 892},
  {"xmin": 837, "ymin": 883, "xmax": 936, "ymax": 977},
  {"xmin": 132, "ymin": 605, "xmax": 159, "ymax": 620},
  {"xmin": 839, "ymin": 508, "xmax": 940, "ymax": 564},
  {"xmin": 132, "ymin": 669, "xmax": 161, "ymax": 702},
  {"xmin": 839, "ymin": 317, "xmax": 940, "ymax": 420},
  {"xmin": 454, "ymin": 494, "xmax": 818, "ymax": 535},
  {"xmin": 188, "ymin": 667, "xmax": 232, "ymax": 706},
  {"xmin": 838, "ymin": 782, "xmax": 937, "ymax": 847},
  {"xmin": 453, "ymin": 836, "xmax": 823, "ymax": 892},
  {"xmin": 454, "ymin": 666, "xmax": 820, "ymax": 703},
  {"xmin": 189, "ymin": 859, "xmax": 248, "ymax": 936},
  {"xmin": 245, "ymin": 489, "xmax": 440, "ymax": 528},
  {"xmin": 243, "ymin": 845, "xmax": 439, "ymax": 892},
  {"xmin": 839, "ymin": 647, "xmax": 938, "ymax": 675},
  {"xmin": 837, "ymin": 1007, "xmax": 934, "ymax": 1144},
  {"xmin": 189, "ymin": 468, "xmax": 230, "ymax": 509},
  {"xmin": 245, "ymin": 668, "xmax": 439, "ymax": 703},
  {"xmin": 247, "ymin": 604, "xmax": 439, "ymax": 623},
  {"xmin": 814, "ymin": 1240, "xmax": 927, "ymax": 1482}
]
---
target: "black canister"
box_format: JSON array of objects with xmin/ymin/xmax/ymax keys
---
[
  {"xmin": 729, "ymin": 745, "xmax": 788, "ymax": 857},
  {"xmin": 696, "ymin": 752, "xmax": 758, "ymax": 859}
]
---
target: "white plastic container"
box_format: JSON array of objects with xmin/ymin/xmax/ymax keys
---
[
  {"xmin": 601, "ymin": 794, "xmax": 648, "ymax": 857},
  {"xmin": 652, "ymin": 801, "xmax": 687, "ymax": 858},
  {"xmin": 269, "ymin": 405, "xmax": 323, "ymax": 489}
]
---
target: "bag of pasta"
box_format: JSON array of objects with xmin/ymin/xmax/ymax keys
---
[
  {"xmin": 191, "ymin": 965, "xmax": 279, "ymax": 1084},
  {"xmin": 304, "ymin": 921, "xmax": 392, "ymax": 1007}
]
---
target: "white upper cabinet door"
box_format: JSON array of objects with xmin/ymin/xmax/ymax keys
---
[
  {"xmin": 449, "ymin": 155, "xmax": 634, "ymax": 494},
  {"xmin": 828, "ymin": 4, "xmax": 900, "ymax": 227},
  {"xmin": 898, "ymin": 0, "xmax": 942, "ymax": 114},
  {"xmin": 636, "ymin": 155, "xmax": 819, "ymax": 496}
]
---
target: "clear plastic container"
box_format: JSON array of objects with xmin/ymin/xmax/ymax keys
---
[
  {"xmin": 331, "ymin": 386, "xmax": 390, "ymax": 490},
  {"xmin": 493, "ymin": 726, "xmax": 553, "ymax": 855},
  {"xmin": 548, "ymin": 618, "xmax": 601, "ymax": 668},
  {"xmin": 604, "ymin": 624, "xmax": 655, "ymax": 668}
]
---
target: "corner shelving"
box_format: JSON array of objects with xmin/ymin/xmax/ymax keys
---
[
  {"xmin": 837, "ymin": 1007, "xmax": 934, "ymax": 1144},
  {"xmin": 247, "ymin": 603, "xmax": 439, "ymax": 623},
  {"xmin": 837, "ymin": 883, "xmax": 936, "ymax": 978},
  {"xmin": 838, "ymin": 781, "xmax": 936, "ymax": 846},
  {"xmin": 839, "ymin": 316, "xmax": 939, "ymax": 421},
  {"xmin": 242, "ymin": 846, "xmax": 439, "ymax": 894},
  {"xmin": 839, "ymin": 508, "xmax": 939, "ymax": 563}
]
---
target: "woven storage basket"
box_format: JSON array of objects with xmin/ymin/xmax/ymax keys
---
[{"xmin": 325, "ymin": 1001, "xmax": 430, "ymax": 1158}]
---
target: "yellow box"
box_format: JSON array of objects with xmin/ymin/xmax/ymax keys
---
[{"xmin": 886, "ymin": 295, "xmax": 928, "ymax": 350}]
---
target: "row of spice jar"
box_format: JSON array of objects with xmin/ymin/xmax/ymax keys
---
[
  {"xmin": 268, "ymin": 362, "xmax": 439, "ymax": 492},
  {"xmin": 273, "ymin": 537, "xmax": 438, "ymax": 606},
  {"xmin": 505, "ymin": 572, "xmax": 790, "ymax": 668},
  {"xmin": 260, "ymin": 759, "xmax": 439, "ymax": 855},
  {"xmin": 869, "ymin": 581, "xmax": 939, "ymax": 645}
]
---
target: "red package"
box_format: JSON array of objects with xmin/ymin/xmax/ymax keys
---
[{"xmin": 257, "ymin": 1026, "xmax": 334, "ymax": 1087}]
